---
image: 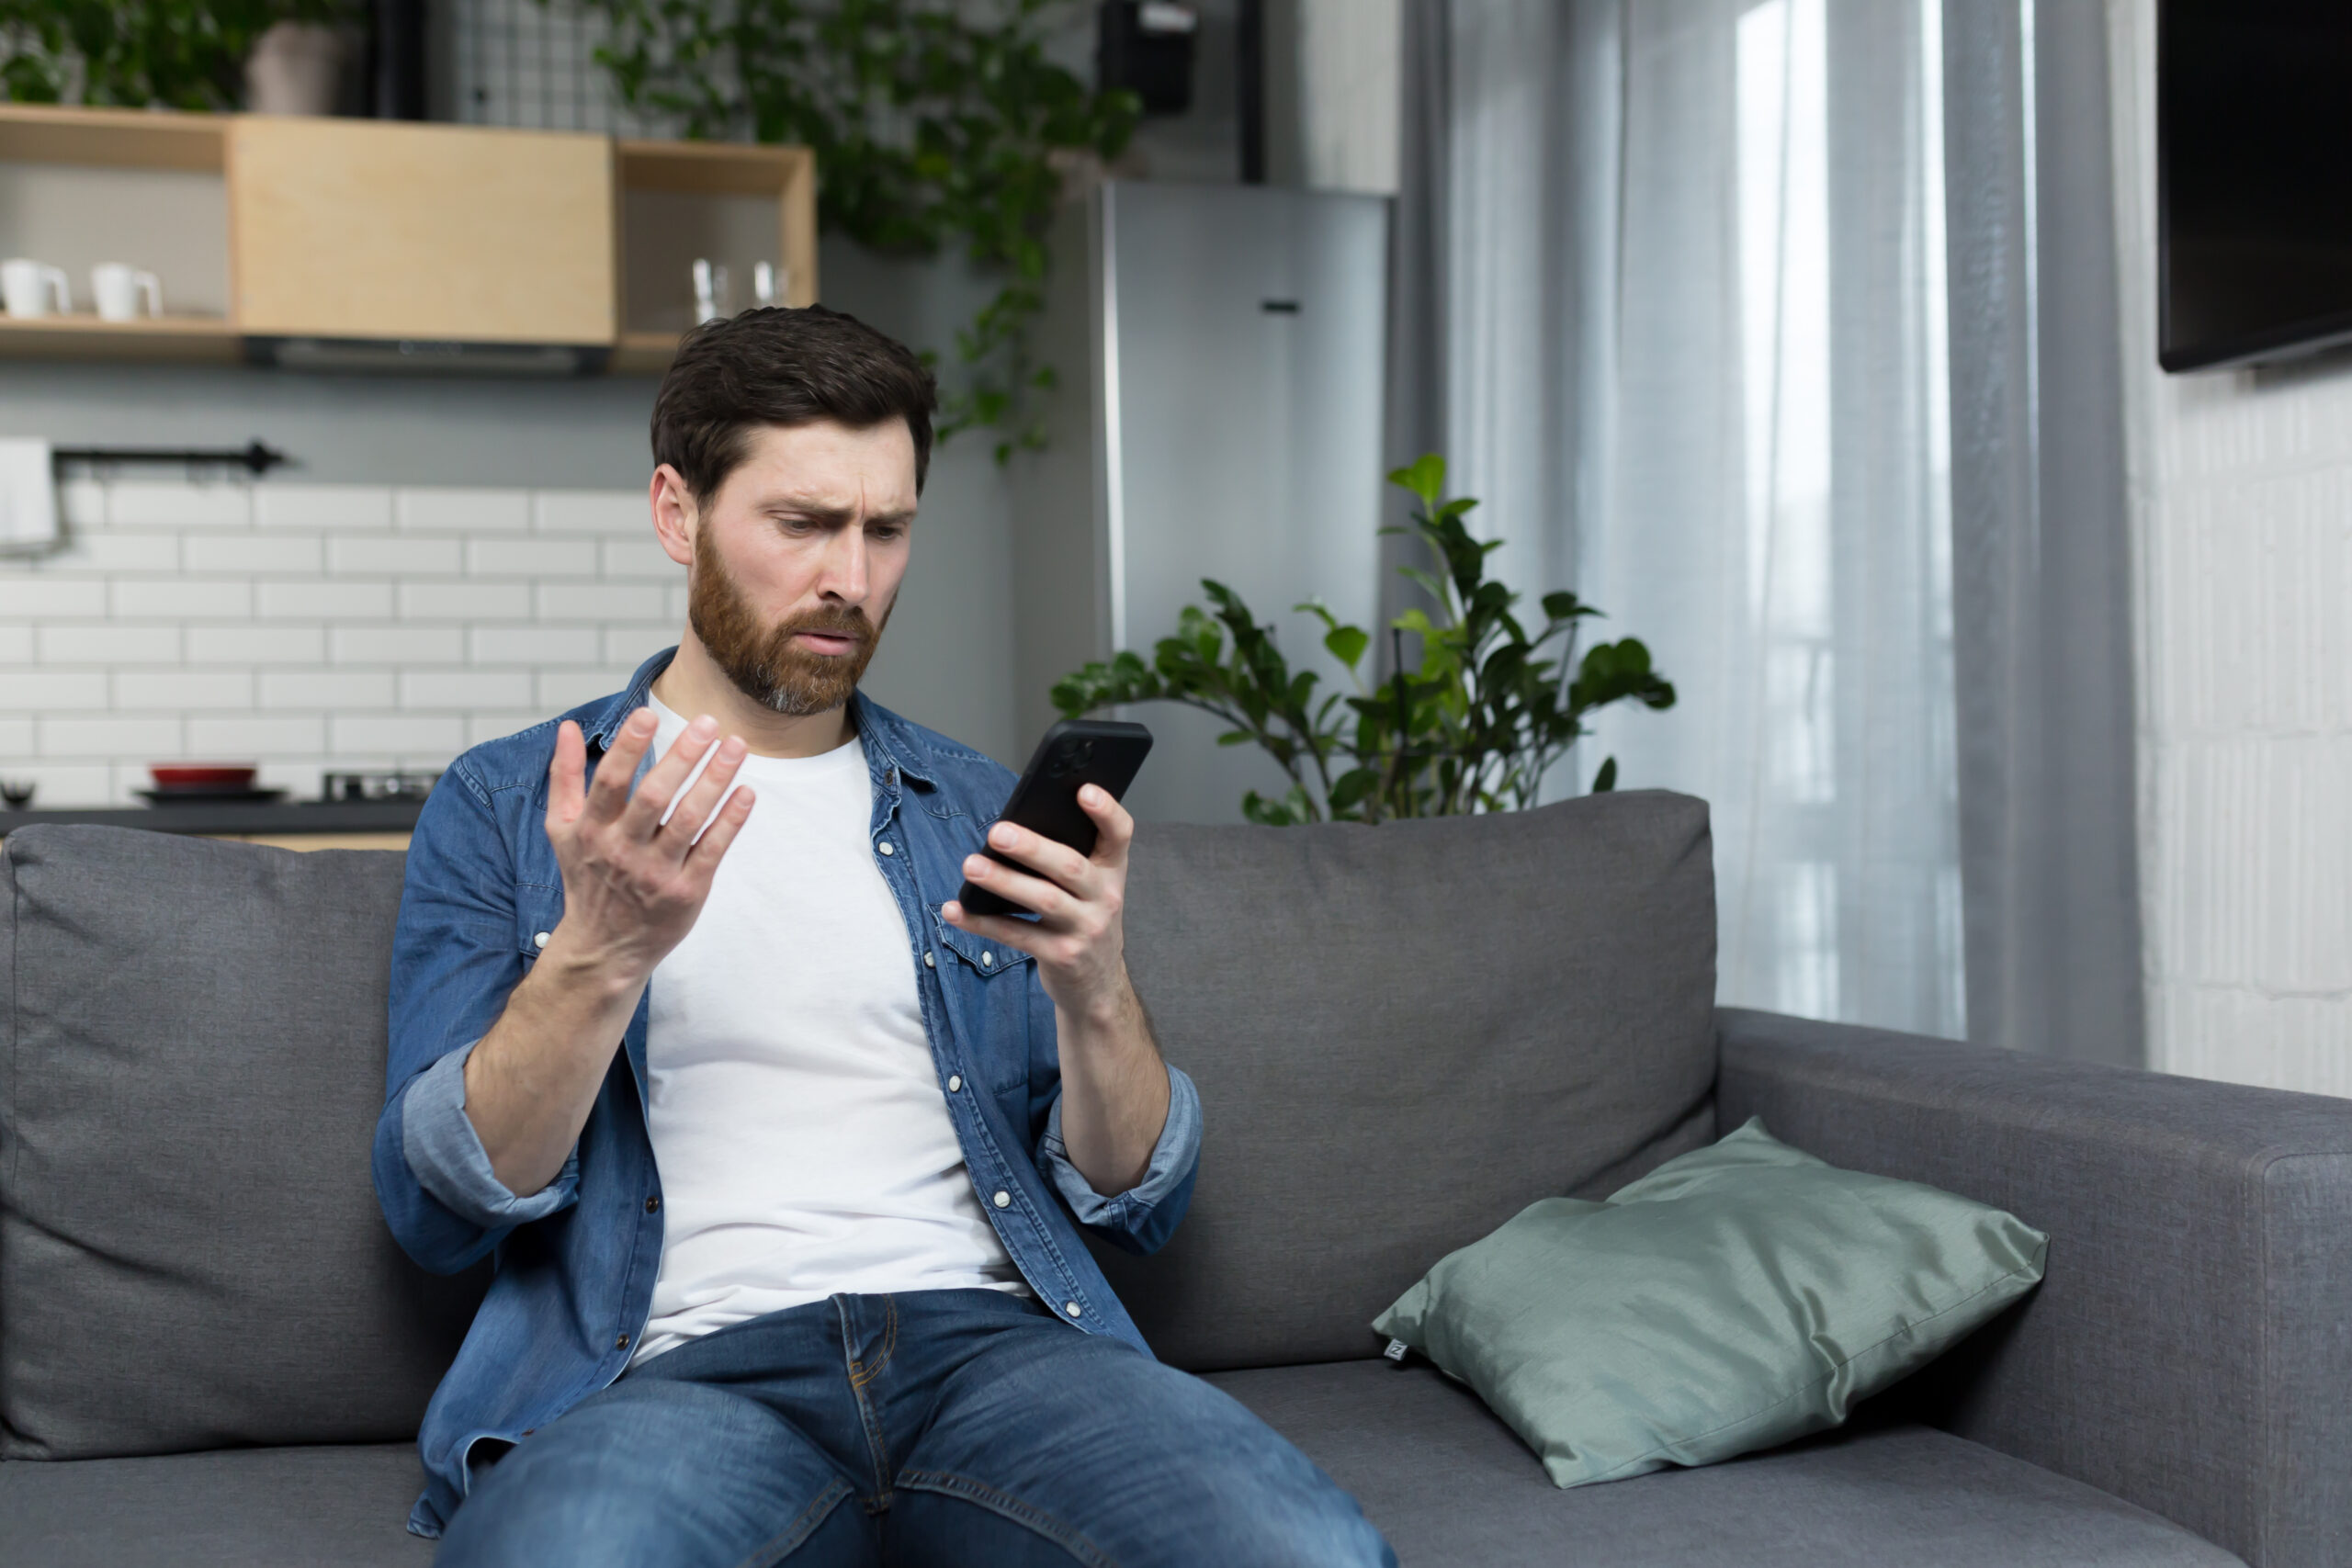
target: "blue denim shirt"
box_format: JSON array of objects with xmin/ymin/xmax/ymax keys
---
[{"xmin": 372, "ymin": 649, "xmax": 1202, "ymax": 1539}]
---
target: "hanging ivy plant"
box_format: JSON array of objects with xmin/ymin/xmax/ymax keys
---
[
  {"xmin": 0, "ymin": 0, "xmax": 351, "ymax": 110},
  {"xmin": 570, "ymin": 0, "xmax": 1141, "ymax": 460}
]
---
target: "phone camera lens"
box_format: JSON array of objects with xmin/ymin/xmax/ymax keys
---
[{"xmin": 1048, "ymin": 739, "xmax": 1094, "ymax": 776}]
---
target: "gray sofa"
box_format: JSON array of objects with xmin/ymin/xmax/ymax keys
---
[{"xmin": 1, "ymin": 793, "xmax": 2346, "ymax": 1567}]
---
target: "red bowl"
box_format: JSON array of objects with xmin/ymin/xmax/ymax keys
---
[{"xmin": 150, "ymin": 762, "xmax": 258, "ymax": 792}]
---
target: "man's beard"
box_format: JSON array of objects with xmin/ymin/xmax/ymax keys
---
[{"xmin": 686, "ymin": 527, "xmax": 891, "ymax": 716}]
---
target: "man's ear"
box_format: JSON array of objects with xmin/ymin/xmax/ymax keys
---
[{"xmin": 650, "ymin": 465, "xmax": 698, "ymax": 568}]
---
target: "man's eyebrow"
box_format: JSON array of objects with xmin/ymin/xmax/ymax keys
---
[{"xmin": 757, "ymin": 498, "xmax": 916, "ymax": 525}]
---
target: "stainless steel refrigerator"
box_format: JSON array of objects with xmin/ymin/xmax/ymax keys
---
[{"xmin": 1012, "ymin": 180, "xmax": 1391, "ymax": 825}]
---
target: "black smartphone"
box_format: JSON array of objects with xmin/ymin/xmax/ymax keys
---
[{"xmin": 956, "ymin": 719, "xmax": 1153, "ymax": 917}]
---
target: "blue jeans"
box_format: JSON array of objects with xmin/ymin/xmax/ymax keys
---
[{"xmin": 434, "ymin": 1289, "xmax": 1396, "ymax": 1568}]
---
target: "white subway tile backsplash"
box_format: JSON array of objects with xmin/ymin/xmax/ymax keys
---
[
  {"xmin": 188, "ymin": 625, "xmax": 327, "ymax": 665},
  {"xmin": 471, "ymin": 624, "xmax": 600, "ymax": 666},
  {"xmin": 601, "ymin": 537, "xmax": 678, "ymax": 580},
  {"xmin": 539, "ymin": 583, "xmax": 665, "ymax": 622},
  {"xmin": 187, "ymin": 533, "xmax": 322, "ymax": 576},
  {"xmin": 48, "ymin": 531, "xmax": 182, "ymax": 573},
  {"xmin": 40, "ymin": 714, "xmax": 182, "ymax": 758},
  {"xmin": 0, "ymin": 579, "xmax": 107, "ymax": 618},
  {"xmin": 11, "ymin": 671, "xmax": 108, "ymax": 711},
  {"xmin": 113, "ymin": 670, "xmax": 253, "ymax": 711},
  {"xmin": 330, "ymin": 536, "xmax": 459, "ymax": 576},
  {"xmin": 112, "ymin": 579, "xmax": 253, "ymax": 621},
  {"xmin": 331, "ymin": 713, "xmax": 466, "ymax": 757},
  {"xmin": 256, "ymin": 485, "xmax": 394, "ymax": 531},
  {"xmin": 536, "ymin": 491, "xmax": 647, "ymax": 535},
  {"xmin": 261, "ymin": 670, "xmax": 397, "ymax": 709},
  {"xmin": 400, "ymin": 581, "xmax": 533, "ymax": 621},
  {"xmin": 108, "ymin": 480, "xmax": 253, "ymax": 528},
  {"xmin": 41, "ymin": 624, "xmax": 180, "ymax": 665},
  {"xmin": 467, "ymin": 537, "xmax": 600, "ymax": 578},
  {"xmin": 1, "ymin": 480, "xmax": 670, "ymax": 803},
  {"xmin": 188, "ymin": 714, "xmax": 326, "ymax": 756},
  {"xmin": 258, "ymin": 580, "xmax": 394, "ymax": 620},
  {"xmin": 398, "ymin": 489, "xmax": 530, "ymax": 534},
  {"xmin": 467, "ymin": 710, "xmax": 552, "ymax": 746},
  {"xmin": 537, "ymin": 668, "xmax": 643, "ymax": 709},
  {"xmin": 4, "ymin": 763, "xmax": 110, "ymax": 804},
  {"xmin": 331, "ymin": 624, "xmax": 467, "ymax": 665},
  {"xmin": 604, "ymin": 625, "xmax": 676, "ymax": 667},
  {"xmin": 55, "ymin": 479, "xmax": 106, "ymax": 528},
  {"xmin": 401, "ymin": 669, "xmax": 534, "ymax": 710}
]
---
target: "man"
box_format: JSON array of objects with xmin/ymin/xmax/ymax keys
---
[{"xmin": 373, "ymin": 306, "xmax": 1394, "ymax": 1567}]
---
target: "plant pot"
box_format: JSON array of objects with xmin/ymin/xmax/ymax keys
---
[{"xmin": 244, "ymin": 22, "xmax": 348, "ymax": 116}]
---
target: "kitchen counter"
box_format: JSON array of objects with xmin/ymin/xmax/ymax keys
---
[{"xmin": 0, "ymin": 799, "xmax": 424, "ymax": 851}]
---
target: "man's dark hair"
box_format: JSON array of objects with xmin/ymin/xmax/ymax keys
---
[{"xmin": 651, "ymin": 305, "xmax": 940, "ymax": 502}]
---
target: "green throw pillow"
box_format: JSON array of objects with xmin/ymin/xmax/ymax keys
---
[{"xmin": 1372, "ymin": 1118, "xmax": 2048, "ymax": 1489}]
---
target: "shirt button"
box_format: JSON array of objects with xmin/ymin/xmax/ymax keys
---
[
  {"xmin": 644, "ymin": 1196, "xmax": 661, "ymax": 1213},
  {"xmin": 924, "ymin": 951, "xmax": 935, "ymax": 968},
  {"xmin": 981, "ymin": 952, "xmax": 994, "ymax": 967},
  {"xmin": 534, "ymin": 931, "xmax": 550, "ymax": 948},
  {"xmin": 878, "ymin": 841, "xmax": 895, "ymax": 856},
  {"xmin": 992, "ymin": 1190, "xmax": 1011, "ymax": 1208},
  {"xmin": 615, "ymin": 1334, "xmax": 630, "ymax": 1351},
  {"xmin": 1064, "ymin": 1301, "xmax": 1082, "ymax": 1318},
  {"xmin": 947, "ymin": 1074, "xmax": 962, "ymax": 1092}
]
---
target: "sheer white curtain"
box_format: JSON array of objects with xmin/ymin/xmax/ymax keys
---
[{"xmin": 1415, "ymin": 0, "xmax": 1965, "ymax": 1035}]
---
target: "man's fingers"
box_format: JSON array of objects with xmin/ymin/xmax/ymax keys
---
[
  {"xmin": 682, "ymin": 784, "xmax": 756, "ymax": 874},
  {"xmin": 582, "ymin": 707, "xmax": 657, "ymax": 823},
  {"xmin": 961, "ymin": 852, "xmax": 1074, "ymax": 920},
  {"xmin": 1079, "ymin": 785, "xmax": 1135, "ymax": 868},
  {"xmin": 663, "ymin": 735, "xmax": 749, "ymax": 855},
  {"xmin": 547, "ymin": 721, "xmax": 587, "ymax": 828},
  {"xmin": 616, "ymin": 713, "xmax": 720, "ymax": 840},
  {"xmin": 984, "ymin": 820, "xmax": 1093, "ymax": 892},
  {"xmin": 940, "ymin": 900, "xmax": 1052, "ymax": 959}
]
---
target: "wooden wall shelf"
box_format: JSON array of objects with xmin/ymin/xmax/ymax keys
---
[{"xmin": 0, "ymin": 106, "xmax": 818, "ymax": 371}]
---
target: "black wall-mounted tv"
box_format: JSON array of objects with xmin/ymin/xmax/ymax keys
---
[{"xmin": 2159, "ymin": 0, "xmax": 2352, "ymax": 371}]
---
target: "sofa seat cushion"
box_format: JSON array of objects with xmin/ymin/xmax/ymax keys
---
[
  {"xmin": 1207, "ymin": 1361, "xmax": 2244, "ymax": 1567},
  {"xmin": 0, "ymin": 1446, "xmax": 433, "ymax": 1567}
]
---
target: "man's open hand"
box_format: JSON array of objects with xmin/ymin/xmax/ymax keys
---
[{"xmin": 543, "ymin": 707, "xmax": 755, "ymax": 984}]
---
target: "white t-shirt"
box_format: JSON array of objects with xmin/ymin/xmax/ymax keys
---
[{"xmin": 631, "ymin": 696, "xmax": 1025, "ymax": 1366}]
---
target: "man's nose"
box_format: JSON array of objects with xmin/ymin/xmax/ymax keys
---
[{"xmin": 818, "ymin": 526, "xmax": 869, "ymax": 604}]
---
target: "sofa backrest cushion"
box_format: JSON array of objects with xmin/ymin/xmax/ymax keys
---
[
  {"xmin": 0, "ymin": 828, "xmax": 486, "ymax": 1461},
  {"xmin": 1096, "ymin": 789, "xmax": 1720, "ymax": 1371}
]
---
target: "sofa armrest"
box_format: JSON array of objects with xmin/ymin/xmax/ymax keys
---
[{"xmin": 1716, "ymin": 1007, "xmax": 2352, "ymax": 1568}]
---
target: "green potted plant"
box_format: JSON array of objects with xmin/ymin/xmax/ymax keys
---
[
  {"xmin": 0, "ymin": 0, "xmax": 355, "ymax": 112},
  {"xmin": 1051, "ymin": 455, "xmax": 1678, "ymax": 825}
]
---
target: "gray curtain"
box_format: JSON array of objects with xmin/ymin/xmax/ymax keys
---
[
  {"xmin": 1943, "ymin": 0, "xmax": 2143, "ymax": 1065},
  {"xmin": 1389, "ymin": 0, "xmax": 2143, "ymax": 1062}
]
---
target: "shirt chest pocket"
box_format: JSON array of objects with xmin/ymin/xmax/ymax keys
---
[{"xmin": 933, "ymin": 920, "xmax": 1039, "ymax": 1094}]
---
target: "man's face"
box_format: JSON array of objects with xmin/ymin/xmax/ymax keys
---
[{"xmin": 675, "ymin": 419, "xmax": 918, "ymax": 716}]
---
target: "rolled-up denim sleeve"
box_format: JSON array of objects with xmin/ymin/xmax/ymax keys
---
[
  {"xmin": 1038, "ymin": 1063, "xmax": 1201, "ymax": 1256},
  {"xmin": 401, "ymin": 1039, "xmax": 581, "ymax": 1229}
]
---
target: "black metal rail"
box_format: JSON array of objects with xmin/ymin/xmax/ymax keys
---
[{"xmin": 51, "ymin": 441, "xmax": 289, "ymax": 476}]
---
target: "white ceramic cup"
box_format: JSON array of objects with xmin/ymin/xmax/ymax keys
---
[
  {"xmin": 1, "ymin": 258, "xmax": 70, "ymax": 318},
  {"xmin": 91, "ymin": 264, "xmax": 163, "ymax": 322}
]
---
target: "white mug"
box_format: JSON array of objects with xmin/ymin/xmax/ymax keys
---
[
  {"xmin": 1, "ymin": 258, "xmax": 70, "ymax": 319},
  {"xmin": 91, "ymin": 264, "xmax": 163, "ymax": 322}
]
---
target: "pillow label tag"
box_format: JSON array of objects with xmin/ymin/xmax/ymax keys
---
[{"xmin": 1383, "ymin": 1338, "xmax": 1410, "ymax": 1363}]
